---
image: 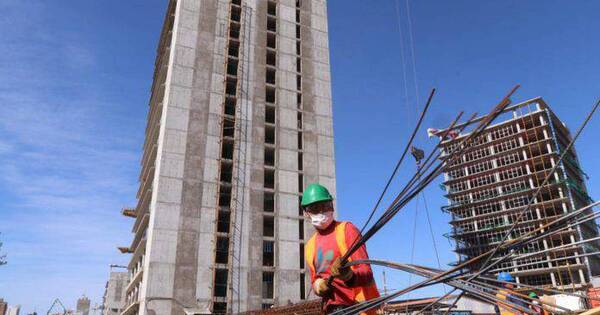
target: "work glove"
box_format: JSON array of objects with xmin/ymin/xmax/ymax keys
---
[
  {"xmin": 313, "ymin": 278, "xmax": 332, "ymax": 296},
  {"xmin": 330, "ymin": 257, "xmax": 353, "ymax": 282}
]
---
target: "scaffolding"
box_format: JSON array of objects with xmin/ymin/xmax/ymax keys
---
[
  {"xmin": 437, "ymin": 98, "xmax": 600, "ymax": 289},
  {"xmin": 227, "ymin": 3, "xmax": 253, "ymax": 314},
  {"xmin": 212, "ymin": 0, "xmax": 254, "ymax": 313}
]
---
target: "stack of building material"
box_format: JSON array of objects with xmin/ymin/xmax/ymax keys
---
[{"xmin": 243, "ymin": 300, "xmax": 321, "ymax": 315}]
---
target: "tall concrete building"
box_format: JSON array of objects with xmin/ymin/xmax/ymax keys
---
[
  {"xmin": 77, "ymin": 296, "xmax": 90, "ymax": 315},
  {"xmin": 102, "ymin": 272, "xmax": 127, "ymax": 315},
  {"xmin": 438, "ymin": 98, "xmax": 599, "ymax": 289},
  {"xmin": 119, "ymin": 0, "xmax": 335, "ymax": 314}
]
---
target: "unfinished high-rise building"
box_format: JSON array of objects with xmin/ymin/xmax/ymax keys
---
[
  {"xmin": 438, "ymin": 98, "xmax": 599, "ymax": 289},
  {"xmin": 119, "ymin": 0, "xmax": 335, "ymax": 314},
  {"xmin": 102, "ymin": 271, "xmax": 127, "ymax": 315}
]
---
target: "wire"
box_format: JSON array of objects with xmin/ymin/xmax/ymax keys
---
[
  {"xmin": 408, "ymin": 192, "xmax": 419, "ymax": 289},
  {"xmin": 394, "ymin": 0, "xmax": 411, "ymax": 125},
  {"xmin": 350, "ymin": 89, "xmax": 436, "ymax": 253},
  {"xmin": 405, "ymin": 0, "xmax": 421, "ymax": 115},
  {"xmin": 421, "ymin": 190, "xmax": 447, "ymax": 293}
]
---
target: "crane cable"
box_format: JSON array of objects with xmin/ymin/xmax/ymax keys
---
[{"xmin": 404, "ymin": 0, "xmax": 421, "ymax": 110}]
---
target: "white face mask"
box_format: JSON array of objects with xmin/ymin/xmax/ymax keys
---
[{"xmin": 308, "ymin": 211, "xmax": 334, "ymax": 230}]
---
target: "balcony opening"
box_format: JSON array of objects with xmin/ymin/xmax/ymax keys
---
[
  {"xmin": 296, "ymin": 57, "xmax": 301, "ymax": 72},
  {"xmin": 228, "ymin": 40, "xmax": 240, "ymax": 57},
  {"xmin": 219, "ymin": 161, "xmax": 233, "ymax": 183},
  {"xmin": 266, "ymin": 68, "xmax": 276, "ymax": 85},
  {"xmin": 297, "ymin": 93, "xmax": 302, "ymax": 108},
  {"xmin": 297, "ymin": 112, "xmax": 302, "ymax": 129},
  {"xmin": 232, "ymin": 0, "xmax": 241, "ymax": 5},
  {"xmin": 267, "ymin": 32, "xmax": 277, "ymax": 49},
  {"xmin": 264, "ymin": 169, "xmax": 275, "ymax": 189},
  {"xmin": 219, "ymin": 186, "xmax": 232, "ymax": 208},
  {"xmin": 299, "ymin": 243, "xmax": 305, "ymax": 267},
  {"xmin": 229, "ymin": 23, "xmax": 240, "ymax": 39},
  {"xmin": 296, "ymin": 75, "xmax": 301, "ymax": 91},
  {"xmin": 296, "ymin": 41, "xmax": 301, "ymax": 55},
  {"xmin": 262, "ymin": 304, "xmax": 273, "ymax": 310},
  {"xmin": 266, "ymin": 86, "xmax": 276, "ymax": 104},
  {"xmin": 298, "ymin": 195, "xmax": 303, "ymax": 215},
  {"xmin": 215, "ymin": 236, "xmax": 229, "ymax": 264},
  {"xmin": 231, "ymin": 5, "xmax": 241, "ymax": 22},
  {"xmin": 266, "ymin": 50, "xmax": 276, "ymax": 66},
  {"xmin": 298, "ymin": 152, "xmax": 303, "ymax": 171},
  {"xmin": 226, "ymin": 78, "xmax": 237, "ymax": 96},
  {"xmin": 300, "ymin": 273, "xmax": 306, "ymax": 299},
  {"xmin": 225, "ymin": 96, "xmax": 236, "ymax": 116},
  {"xmin": 227, "ymin": 58, "xmax": 239, "ymax": 76},
  {"xmin": 263, "ymin": 241, "xmax": 274, "ymax": 267},
  {"xmin": 265, "ymin": 125, "xmax": 276, "ymax": 144},
  {"xmin": 298, "ymin": 174, "xmax": 303, "ymax": 192},
  {"xmin": 296, "ymin": 0, "xmax": 301, "ymax": 8},
  {"xmin": 267, "ymin": 16, "xmax": 277, "ymax": 32},
  {"xmin": 296, "ymin": 25, "xmax": 301, "ymax": 39},
  {"xmin": 268, "ymin": 1, "xmax": 277, "ymax": 16},
  {"xmin": 214, "ymin": 303, "xmax": 227, "ymax": 315},
  {"xmin": 262, "ymin": 271, "xmax": 275, "ymax": 298},
  {"xmin": 265, "ymin": 147, "xmax": 275, "ymax": 166},
  {"xmin": 265, "ymin": 105, "xmax": 276, "ymax": 124},
  {"xmin": 297, "ymin": 131, "xmax": 303, "ymax": 149},
  {"xmin": 223, "ymin": 118, "xmax": 235, "ymax": 138},
  {"xmin": 221, "ymin": 139, "xmax": 234, "ymax": 160},
  {"xmin": 298, "ymin": 220, "xmax": 304, "ymax": 240},
  {"xmin": 296, "ymin": 9, "xmax": 300, "ymax": 23},
  {"xmin": 217, "ymin": 210, "xmax": 230, "ymax": 233},
  {"xmin": 214, "ymin": 269, "xmax": 228, "ymax": 297},
  {"xmin": 264, "ymin": 192, "xmax": 275, "ymax": 212},
  {"xmin": 263, "ymin": 216, "xmax": 275, "ymax": 237}
]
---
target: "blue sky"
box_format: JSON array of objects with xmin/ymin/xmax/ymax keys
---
[{"xmin": 0, "ymin": 0, "xmax": 599, "ymax": 312}]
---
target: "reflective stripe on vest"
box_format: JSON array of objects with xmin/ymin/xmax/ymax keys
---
[{"xmin": 305, "ymin": 222, "xmax": 379, "ymax": 315}]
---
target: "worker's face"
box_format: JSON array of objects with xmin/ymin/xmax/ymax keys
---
[
  {"xmin": 304, "ymin": 201, "xmax": 334, "ymax": 229},
  {"xmin": 504, "ymin": 283, "xmax": 514, "ymax": 289}
]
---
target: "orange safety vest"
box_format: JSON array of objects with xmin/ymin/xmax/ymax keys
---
[
  {"xmin": 496, "ymin": 289, "xmax": 519, "ymax": 315},
  {"xmin": 305, "ymin": 221, "xmax": 380, "ymax": 315}
]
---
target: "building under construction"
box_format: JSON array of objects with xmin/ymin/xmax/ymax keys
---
[
  {"xmin": 439, "ymin": 98, "xmax": 600, "ymax": 289},
  {"xmin": 118, "ymin": 0, "xmax": 335, "ymax": 314}
]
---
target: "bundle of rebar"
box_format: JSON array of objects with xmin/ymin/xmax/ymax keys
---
[
  {"xmin": 241, "ymin": 88, "xmax": 599, "ymax": 315},
  {"xmin": 326, "ymin": 89, "xmax": 600, "ymax": 315}
]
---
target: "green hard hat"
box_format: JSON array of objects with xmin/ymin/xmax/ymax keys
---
[
  {"xmin": 301, "ymin": 183, "xmax": 333, "ymax": 207},
  {"xmin": 528, "ymin": 292, "xmax": 538, "ymax": 298}
]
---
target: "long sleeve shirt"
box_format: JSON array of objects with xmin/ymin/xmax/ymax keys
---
[{"xmin": 308, "ymin": 221, "xmax": 376, "ymax": 308}]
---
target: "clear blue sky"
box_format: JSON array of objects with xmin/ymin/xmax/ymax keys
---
[{"xmin": 1, "ymin": 0, "xmax": 599, "ymax": 312}]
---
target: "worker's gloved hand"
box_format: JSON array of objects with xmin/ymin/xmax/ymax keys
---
[
  {"xmin": 330, "ymin": 257, "xmax": 353, "ymax": 282},
  {"xmin": 313, "ymin": 278, "xmax": 332, "ymax": 296}
]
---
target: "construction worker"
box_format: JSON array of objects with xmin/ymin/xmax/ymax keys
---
[
  {"xmin": 302, "ymin": 183, "xmax": 380, "ymax": 314},
  {"xmin": 527, "ymin": 292, "xmax": 544, "ymax": 315},
  {"xmin": 495, "ymin": 272, "xmax": 528, "ymax": 315}
]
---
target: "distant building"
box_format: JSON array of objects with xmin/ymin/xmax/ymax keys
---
[
  {"xmin": 438, "ymin": 98, "xmax": 600, "ymax": 288},
  {"xmin": 76, "ymin": 296, "xmax": 90, "ymax": 315},
  {"xmin": 6, "ymin": 305, "xmax": 19, "ymax": 315},
  {"xmin": 0, "ymin": 299, "xmax": 7, "ymax": 315},
  {"xmin": 102, "ymin": 272, "xmax": 127, "ymax": 315}
]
